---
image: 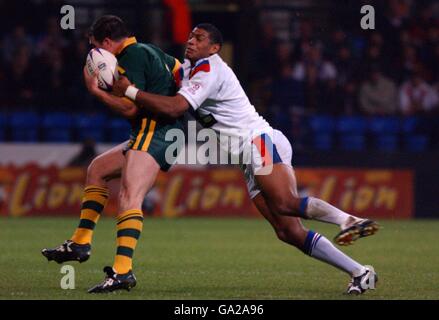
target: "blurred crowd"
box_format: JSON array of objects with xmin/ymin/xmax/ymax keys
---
[
  {"xmin": 0, "ymin": 0, "xmax": 438, "ymax": 148},
  {"xmin": 0, "ymin": 0, "xmax": 91, "ymax": 112},
  {"xmin": 249, "ymin": 0, "xmax": 439, "ymax": 121}
]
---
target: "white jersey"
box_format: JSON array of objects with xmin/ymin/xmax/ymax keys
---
[
  {"xmin": 177, "ymin": 54, "xmax": 293, "ymax": 199},
  {"xmin": 178, "ymin": 54, "xmax": 271, "ymax": 137}
]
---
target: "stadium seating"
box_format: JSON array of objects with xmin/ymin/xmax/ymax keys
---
[
  {"xmin": 107, "ymin": 118, "xmax": 132, "ymax": 143},
  {"xmin": 401, "ymin": 117, "xmax": 420, "ymax": 134},
  {"xmin": 2, "ymin": 111, "xmax": 436, "ymax": 154},
  {"xmin": 41, "ymin": 113, "xmax": 73, "ymax": 142},
  {"xmin": 308, "ymin": 115, "xmax": 335, "ymax": 150},
  {"xmin": 369, "ymin": 117, "xmax": 400, "ymax": 152},
  {"xmin": 404, "ymin": 135, "xmax": 430, "ymax": 152},
  {"xmin": 375, "ymin": 134, "xmax": 399, "ymax": 152},
  {"xmin": 400, "ymin": 117, "xmax": 430, "ymax": 152},
  {"xmin": 336, "ymin": 116, "xmax": 367, "ymax": 151},
  {"xmin": 74, "ymin": 114, "xmax": 107, "ymax": 142},
  {"xmin": 0, "ymin": 113, "xmax": 7, "ymax": 141},
  {"xmin": 10, "ymin": 112, "xmax": 41, "ymax": 142}
]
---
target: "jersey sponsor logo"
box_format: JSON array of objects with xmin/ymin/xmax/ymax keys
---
[
  {"xmin": 189, "ymin": 60, "xmax": 210, "ymax": 79},
  {"xmin": 188, "ymin": 82, "xmax": 201, "ymax": 95}
]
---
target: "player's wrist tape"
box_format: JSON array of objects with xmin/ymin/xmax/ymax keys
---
[{"xmin": 125, "ymin": 86, "xmax": 139, "ymax": 101}]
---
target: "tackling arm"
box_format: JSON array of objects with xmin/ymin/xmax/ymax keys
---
[
  {"xmin": 113, "ymin": 76, "xmax": 190, "ymax": 118},
  {"xmin": 135, "ymin": 91, "xmax": 189, "ymax": 118}
]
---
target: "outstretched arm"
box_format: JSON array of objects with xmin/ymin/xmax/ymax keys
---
[
  {"xmin": 113, "ymin": 76, "xmax": 190, "ymax": 118},
  {"xmin": 83, "ymin": 67, "xmax": 138, "ymax": 119}
]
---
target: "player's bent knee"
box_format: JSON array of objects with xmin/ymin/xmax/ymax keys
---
[
  {"xmin": 86, "ymin": 158, "xmax": 98, "ymax": 176},
  {"xmin": 271, "ymin": 197, "xmax": 301, "ymax": 217},
  {"xmin": 86, "ymin": 157, "xmax": 105, "ymax": 184},
  {"xmin": 274, "ymin": 222, "xmax": 307, "ymax": 248},
  {"xmin": 275, "ymin": 227, "xmax": 303, "ymax": 248},
  {"xmin": 275, "ymin": 229, "xmax": 290, "ymax": 243}
]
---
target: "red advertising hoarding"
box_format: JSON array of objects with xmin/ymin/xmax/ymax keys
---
[
  {"xmin": 296, "ymin": 168, "xmax": 413, "ymax": 219},
  {"xmin": 0, "ymin": 165, "xmax": 413, "ymax": 219}
]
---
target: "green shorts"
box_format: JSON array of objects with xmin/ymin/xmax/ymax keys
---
[{"xmin": 124, "ymin": 116, "xmax": 184, "ymax": 171}]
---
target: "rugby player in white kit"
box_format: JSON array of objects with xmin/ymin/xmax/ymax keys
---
[{"xmin": 112, "ymin": 23, "xmax": 380, "ymax": 294}]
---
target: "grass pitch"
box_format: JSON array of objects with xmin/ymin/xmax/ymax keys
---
[{"xmin": 0, "ymin": 217, "xmax": 438, "ymax": 300}]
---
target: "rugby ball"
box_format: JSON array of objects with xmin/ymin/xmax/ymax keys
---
[{"xmin": 85, "ymin": 48, "xmax": 119, "ymax": 91}]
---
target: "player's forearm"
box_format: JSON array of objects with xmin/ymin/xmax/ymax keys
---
[
  {"xmin": 134, "ymin": 90, "xmax": 188, "ymax": 118},
  {"xmin": 94, "ymin": 90, "xmax": 138, "ymax": 118}
]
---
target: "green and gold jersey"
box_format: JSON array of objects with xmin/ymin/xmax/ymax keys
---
[
  {"xmin": 116, "ymin": 37, "xmax": 179, "ymax": 100},
  {"xmin": 116, "ymin": 37, "xmax": 183, "ymax": 171}
]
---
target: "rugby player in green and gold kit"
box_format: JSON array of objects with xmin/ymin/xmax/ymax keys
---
[{"xmin": 42, "ymin": 15, "xmax": 183, "ymax": 293}]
